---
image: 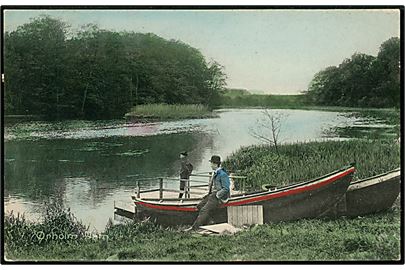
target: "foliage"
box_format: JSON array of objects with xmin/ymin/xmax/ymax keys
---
[
  {"xmin": 104, "ymin": 219, "xmax": 163, "ymax": 241},
  {"xmin": 125, "ymin": 104, "xmax": 215, "ymax": 120},
  {"xmin": 305, "ymin": 37, "xmax": 400, "ymax": 108},
  {"xmin": 4, "ymin": 15, "xmax": 68, "ymax": 117},
  {"xmin": 221, "ymin": 88, "xmax": 251, "ymax": 98},
  {"xmin": 4, "ymin": 16, "xmax": 226, "ymax": 119},
  {"xmin": 4, "ymin": 200, "xmax": 89, "ymax": 254},
  {"xmin": 220, "ymin": 93, "xmax": 308, "ymax": 108},
  {"xmin": 223, "ymin": 140, "xmax": 400, "ymax": 191}
]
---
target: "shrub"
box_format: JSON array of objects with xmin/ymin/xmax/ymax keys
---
[{"xmin": 4, "ymin": 200, "xmax": 88, "ymax": 251}]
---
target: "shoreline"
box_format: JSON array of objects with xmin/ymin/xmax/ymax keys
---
[{"xmin": 5, "ymin": 106, "xmax": 398, "ymax": 123}]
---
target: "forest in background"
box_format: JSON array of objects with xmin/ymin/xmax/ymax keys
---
[
  {"xmin": 4, "ymin": 16, "xmax": 226, "ymax": 119},
  {"xmin": 304, "ymin": 37, "xmax": 400, "ymax": 108},
  {"xmin": 4, "ymin": 16, "xmax": 401, "ymax": 120}
]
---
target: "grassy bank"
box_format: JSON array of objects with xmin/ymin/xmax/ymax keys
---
[
  {"xmin": 4, "ymin": 139, "xmax": 401, "ymax": 261},
  {"xmin": 4, "ymin": 206, "xmax": 401, "ymax": 261},
  {"xmin": 223, "ymin": 140, "xmax": 400, "ymax": 191},
  {"xmin": 125, "ymin": 104, "xmax": 215, "ymax": 120},
  {"xmin": 219, "ymin": 90, "xmax": 400, "ymax": 114}
]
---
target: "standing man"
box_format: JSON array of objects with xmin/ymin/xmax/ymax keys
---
[
  {"xmin": 179, "ymin": 151, "xmax": 193, "ymax": 198},
  {"xmin": 184, "ymin": 155, "xmax": 230, "ymax": 231}
]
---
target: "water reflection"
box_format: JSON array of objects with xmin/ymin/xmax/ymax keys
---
[
  {"xmin": 5, "ymin": 132, "xmax": 213, "ymax": 230},
  {"xmin": 5, "ymin": 133, "xmax": 212, "ymax": 194}
]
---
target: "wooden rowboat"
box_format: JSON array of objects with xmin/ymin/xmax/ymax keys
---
[
  {"xmin": 132, "ymin": 165, "xmax": 355, "ymax": 226},
  {"xmin": 322, "ymin": 168, "xmax": 401, "ymax": 217}
]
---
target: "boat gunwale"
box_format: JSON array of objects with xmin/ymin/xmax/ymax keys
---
[
  {"xmin": 350, "ymin": 168, "xmax": 400, "ymax": 185},
  {"xmin": 348, "ymin": 170, "xmax": 400, "ymax": 191},
  {"xmin": 245, "ymin": 165, "xmax": 353, "ymax": 196},
  {"xmin": 133, "ymin": 166, "xmax": 355, "ymax": 207}
]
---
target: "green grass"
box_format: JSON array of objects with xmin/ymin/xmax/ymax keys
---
[
  {"xmin": 4, "ymin": 207, "xmax": 401, "ymax": 261},
  {"xmin": 223, "ymin": 140, "xmax": 400, "ymax": 191},
  {"xmin": 125, "ymin": 104, "xmax": 215, "ymax": 120}
]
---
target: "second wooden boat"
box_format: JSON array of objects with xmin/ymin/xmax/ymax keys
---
[
  {"xmin": 263, "ymin": 168, "xmax": 401, "ymax": 217},
  {"xmin": 324, "ymin": 168, "xmax": 401, "ymax": 217}
]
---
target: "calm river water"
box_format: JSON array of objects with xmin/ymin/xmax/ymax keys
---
[{"xmin": 4, "ymin": 109, "xmax": 394, "ymax": 231}]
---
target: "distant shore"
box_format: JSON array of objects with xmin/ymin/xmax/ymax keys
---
[
  {"xmin": 5, "ymin": 104, "xmax": 398, "ymax": 123},
  {"xmin": 124, "ymin": 103, "xmax": 217, "ymax": 121}
]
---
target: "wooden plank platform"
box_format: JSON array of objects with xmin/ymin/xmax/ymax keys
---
[
  {"xmin": 199, "ymin": 223, "xmax": 241, "ymax": 235},
  {"xmin": 114, "ymin": 201, "xmax": 136, "ymax": 219},
  {"xmin": 114, "ymin": 207, "xmax": 135, "ymax": 219}
]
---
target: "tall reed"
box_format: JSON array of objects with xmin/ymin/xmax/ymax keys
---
[
  {"xmin": 125, "ymin": 104, "xmax": 214, "ymax": 120},
  {"xmin": 223, "ymin": 139, "xmax": 400, "ymax": 190}
]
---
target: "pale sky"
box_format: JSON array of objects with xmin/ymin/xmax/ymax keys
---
[{"xmin": 3, "ymin": 9, "xmax": 400, "ymax": 94}]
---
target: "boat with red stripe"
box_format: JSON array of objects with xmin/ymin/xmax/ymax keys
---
[{"xmin": 132, "ymin": 164, "xmax": 355, "ymax": 226}]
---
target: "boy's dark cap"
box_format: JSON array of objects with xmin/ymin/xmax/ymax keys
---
[
  {"xmin": 209, "ymin": 155, "xmax": 221, "ymax": 164},
  {"xmin": 180, "ymin": 151, "xmax": 188, "ymax": 156}
]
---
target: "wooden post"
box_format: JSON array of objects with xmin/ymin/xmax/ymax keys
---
[
  {"xmin": 240, "ymin": 177, "xmax": 245, "ymax": 192},
  {"xmin": 183, "ymin": 179, "xmax": 187, "ymax": 198},
  {"xmin": 136, "ymin": 181, "xmax": 141, "ymax": 198},
  {"xmin": 186, "ymin": 179, "xmax": 190, "ymax": 199},
  {"xmin": 159, "ymin": 178, "xmax": 163, "ymax": 199},
  {"xmin": 229, "ymin": 173, "xmax": 234, "ymax": 191}
]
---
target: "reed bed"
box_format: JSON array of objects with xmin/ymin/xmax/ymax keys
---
[
  {"xmin": 125, "ymin": 104, "xmax": 214, "ymax": 120},
  {"xmin": 223, "ymin": 139, "xmax": 400, "ymax": 191}
]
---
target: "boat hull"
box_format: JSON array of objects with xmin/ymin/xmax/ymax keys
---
[
  {"xmin": 133, "ymin": 166, "xmax": 355, "ymax": 226},
  {"xmin": 134, "ymin": 200, "xmax": 201, "ymax": 226},
  {"xmin": 322, "ymin": 169, "xmax": 400, "ymax": 217},
  {"xmin": 262, "ymin": 170, "xmax": 352, "ymax": 222}
]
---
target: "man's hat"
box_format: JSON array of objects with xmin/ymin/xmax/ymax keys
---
[
  {"xmin": 180, "ymin": 151, "xmax": 188, "ymax": 156},
  {"xmin": 209, "ymin": 155, "xmax": 221, "ymax": 164}
]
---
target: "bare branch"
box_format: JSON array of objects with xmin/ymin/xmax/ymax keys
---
[{"xmin": 249, "ymin": 109, "xmax": 288, "ymax": 156}]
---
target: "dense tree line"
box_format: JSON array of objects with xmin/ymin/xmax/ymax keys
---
[
  {"xmin": 4, "ymin": 16, "xmax": 226, "ymax": 119},
  {"xmin": 220, "ymin": 92, "xmax": 305, "ymax": 108},
  {"xmin": 305, "ymin": 37, "xmax": 400, "ymax": 108}
]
